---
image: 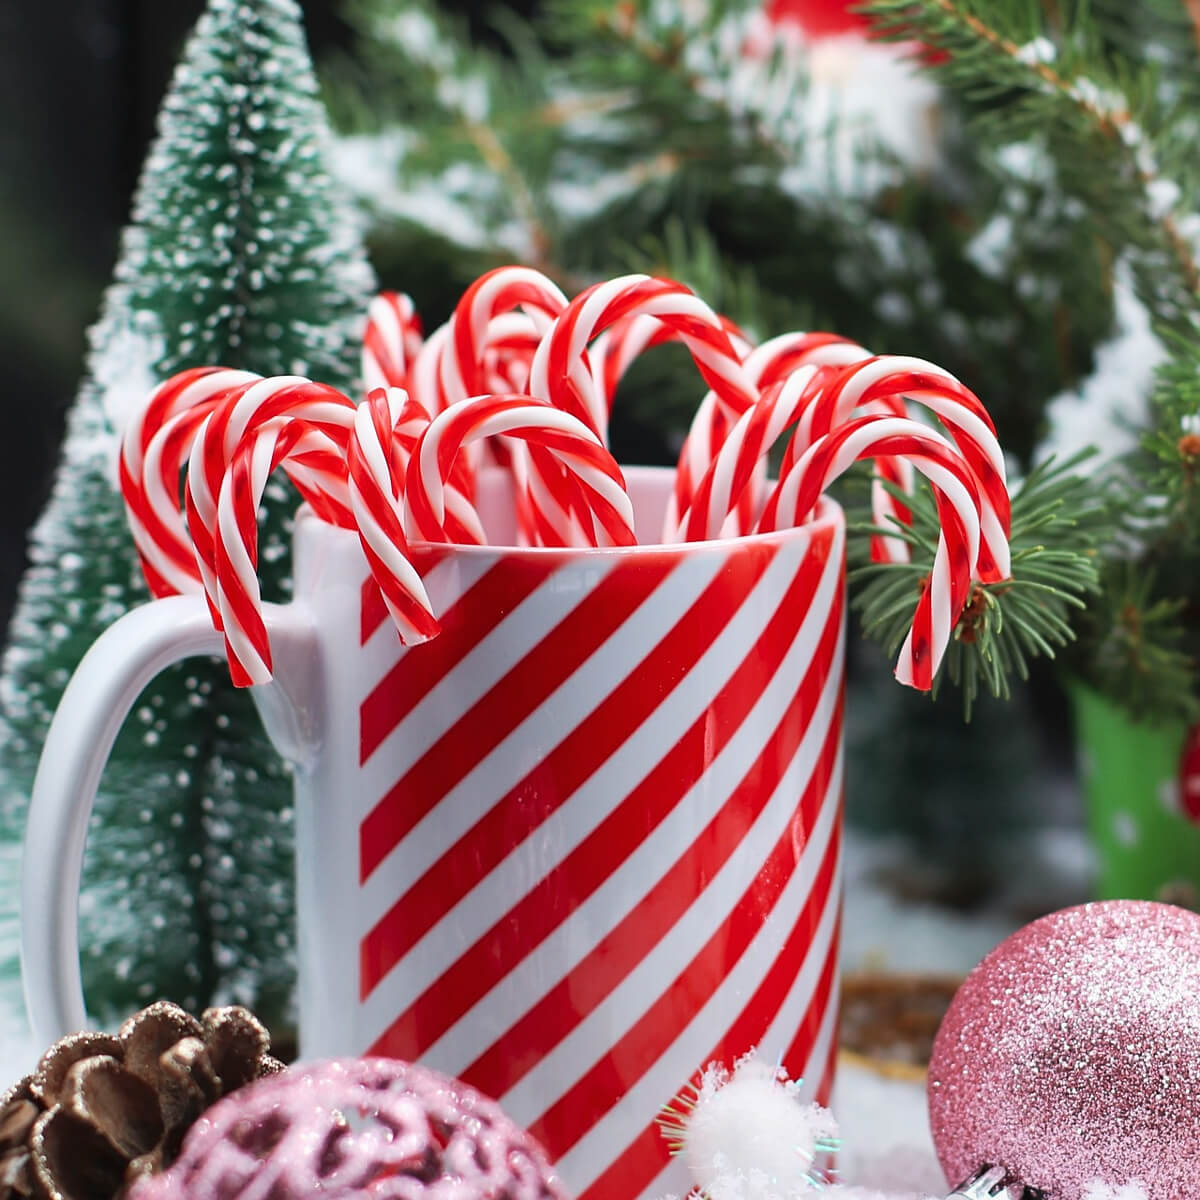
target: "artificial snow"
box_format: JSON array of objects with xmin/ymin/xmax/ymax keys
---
[
  {"xmin": 1037, "ymin": 260, "xmax": 1166, "ymax": 467},
  {"xmin": 692, "ymin": 11, "xmax": 941, "ymax": 200},
  {"xmin": 330, "ymin": 134, "xmax": 533, "ymax": 260},
  {"xmin": 1015, "ymin": 37, "xmax": 1057, "ymax": 66}
]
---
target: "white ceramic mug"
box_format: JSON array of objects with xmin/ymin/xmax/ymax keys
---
[{"xmin": 23, "ymin": 466, "xmax": 846, "ymax": 1200}]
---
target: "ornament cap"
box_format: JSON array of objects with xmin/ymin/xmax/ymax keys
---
[{"xmin": 947, "ymin": 1165, "xmax": 1046, "ymax": 1200}]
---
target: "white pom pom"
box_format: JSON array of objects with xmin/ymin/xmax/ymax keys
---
[{"xmin": 664, "ymin": 1050, "xmax": 838, "ymax": 1200}]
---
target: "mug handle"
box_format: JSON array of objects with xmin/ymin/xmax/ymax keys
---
[{"xmin": 21, "ymin": 593, "xmax": 320, "ymax": 1045}]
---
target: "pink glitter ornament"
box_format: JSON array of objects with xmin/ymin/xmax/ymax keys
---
[
  {"xmin": 132, "ymin": 1057, "xmax": 570, "ymax": 1200},
  {"xmin": 929, "ymin": 901, "xmax": 1200, "ymax": 1200}
]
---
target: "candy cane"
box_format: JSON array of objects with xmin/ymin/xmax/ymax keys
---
[
  {"xmin": 120, "ymin": 367, "xmax": 259, "ymax": 597},
  {"xmin": 441, "ymin": 267, "xmax": 567, "ymax": 405},
  {"xmin": 588, "ymin": 311, "xmax": 752, "ymax": 412},
  {"xmin": 662, "ymin": 331, "xmax": 905, "ymax": 544},
  {"xmin": 788, "ymin": 356, "xmax": 1010, "ymax": 580},
  {"xmin": 212, "ymin": 417, "xmax": 358, "ymax": 686},
  {"xmin": 522, "ymin": 276, "xmax": 755, "ymax": 544},
  {"xmin": 363, "ymin": 292, "xmax": 424, "ymax": 394},
  {"xmin": 478, "ymin": 312, "xmax": 543, "ymax": 395},
  {"xmin": 746, "ymin": 336, "xmax": 917, "ymax": 562},
  {"xmin": 678, "ymin": 365, "xmax": 823, "ymax": 542},
  {"xmin": 186, "ymin": 377, "xmax": 358, "ymax": 625},
  {"xmin": 407, "ymin": 323, "xmax": 452, "ymax": 417},
  {"xmin": 528, "ymin": 275, "xmax": 758, "ymax": 445},
  {"xmin": 346, "ymin": 390, "xmax": 446, "ymax": 649},
  {"xmin": 352, "ymin": 386, "xmax": 485, "ymax": 547},
  {"xmin": 759, "ymin": 415, "xmax": 989, "ymax": 691},
  {"xmin": 405, "ymin": 394, "xmax": 636, "ymax": 549}
]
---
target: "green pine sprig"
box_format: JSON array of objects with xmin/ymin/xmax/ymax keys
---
[
  {"xmin": 866, "ymin": 0, "xmax": 1200, "ymax": 337},
  {"xmin": 1075, "ymin": 562, "xmax": 1197, "ymax": 722},
  {"xmin": 850, "ymin": 452, "xmax": 1102, "ymax": 717}
]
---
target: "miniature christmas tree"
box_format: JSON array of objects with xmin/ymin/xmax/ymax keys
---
[{"xmin": 0, "ymin": 0, "xmax": 374, "ymax": 1030}]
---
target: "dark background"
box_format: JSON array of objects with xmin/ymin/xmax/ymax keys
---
[
  {"xmin": 0, "ymin": 0, "xmax": 527, "ymax": 641},
  {"xmin": 0, "ymin": 2, "xmax": 341, "ymax": 637}
]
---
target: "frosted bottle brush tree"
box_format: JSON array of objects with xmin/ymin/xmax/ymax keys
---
[{"xmin": 0, "ymin": 0, "xmax": 374, "ymax": 1031}]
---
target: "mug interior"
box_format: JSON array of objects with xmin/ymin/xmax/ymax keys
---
[
  {"xmin": 441, "ymin": 464, "xmax": 840, "ymax": 551},
  {"xmin": 291, "ymin": 464, "xmax": 843, "ymax": 586}
]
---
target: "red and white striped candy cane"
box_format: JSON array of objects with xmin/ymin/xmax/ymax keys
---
[
  {"xmin": 407, "ymin": 323, "xmax": 452, "ymax": 417},
  {"xmin": 120, "ymin": 367, "xmax": 259, "ymax": 597},
  {"xmin": 438, "ymin": 268, "xmax": 568, "ymax": 493},
  {"xmin": 587, "ymin": 311, "xmax": 753, "ymax": 414},
  {"xmin": 525, "ymin": 276, "xmax": 755, "ymax": 544},
  {"xmin": 362, "ymin": 292, "xmax": 424, "ymax": 394},
  {"xmin": 475, "ymin": 312, "xmax": 543, "ymax": 395},
  {"xmin": 759, "ymin": 414, "xmax": 988, "ymax": 691},
  {"xmin": 212, "ymin": 417, "xmax": 361, "ymax": 686},
  {"xmin": 440, "ymin": 267, "xmax": 567, "ymax": 406},
  {"xmin": 748, "ymin": 336, "xmax": 918, "ymax": 562},
  {"xmin": 352, "ymin": 386, "xmax": 485, "ymax": 547},
  {"xmin": 346, "ymin": 389, "xmax": 447, "ymax": 649},
  {"xmin": 404, "ymin": 394, "xmax": 636, "ymax": 549},
  {"xmin": 528, "ymin": 275, "xmax": 758, "ymax": 446},
  {"xmin": 678, "ymin": 365, "xmax": 823, "ymax": 542},
  {"xmin": 662, "ymin": 330, "xmax": 911, "ymax": 545},
  {"xmin": 186, "ymin": 377, "xmax": 358, "ymax": 625},
  {"xmin": 785, "ymin": 356, "xmax": 1010, "ymax": 580}
]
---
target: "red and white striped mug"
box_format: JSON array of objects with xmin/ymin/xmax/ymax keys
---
[{"xmin": 23, "ymin": 465, "xmax": 846, "ymax": 1200}]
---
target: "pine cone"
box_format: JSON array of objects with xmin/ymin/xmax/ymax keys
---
[{"xmin": 0, "ymin": 1002, "xmax": 283, "ymax": 1200}]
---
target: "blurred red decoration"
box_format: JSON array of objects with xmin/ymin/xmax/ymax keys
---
[
  {"xmin": 765, "ymin": 0, "xmax": 871, "ymax": 36},
  {"xmin": 1178, "ymin": 724, "xmax": 1200, "ymax": 824}
]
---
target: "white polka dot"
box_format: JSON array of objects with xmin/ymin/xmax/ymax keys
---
[
  {"xmin": 1160, "ymin": 776, "xmax": 1184, "ymax": 815},
  {"xmin": 1113, "ymin": 810, "xmax": 1140, "ymax": 847}
]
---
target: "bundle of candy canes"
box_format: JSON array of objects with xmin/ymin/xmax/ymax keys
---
[{"xmin": 119, "ymin": 267, "xmax": 1012, "ymax": 693}]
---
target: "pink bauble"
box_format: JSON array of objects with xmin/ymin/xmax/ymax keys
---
[
  {"xmin": 928, "ymin": 901, "xmax": 1200, "ymax": 1199},
  {"xmin": 132, "ymin": 1057, "xmax": 569, "ymax": 1200}
]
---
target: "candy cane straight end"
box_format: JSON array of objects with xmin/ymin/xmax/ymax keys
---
[{"xmin": 226, "ymin": 643, "xmax": 273, "ymax": 689}]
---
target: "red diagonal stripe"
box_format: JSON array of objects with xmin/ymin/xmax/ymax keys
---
[
  {"xmin": 361, "ymin": 578, "xmax": 389, "ymax": 644},
  {"xmin": 573, "ymin": 836, "xmax": 843, "ymax": 1200},
  {"xmin": 358, "ymin": 541, "xmax": 784, "ymax": 1002},
  {"xmin": 360, "ymin": 544, "xmax": 459, "ymax": 647},
  {"xmin": 525, "ymin": 709, "xmax": 843, "ymax": 1161},
  {"xmin": 368, "ymin": 558, "xmax": 840, "ymax": 1072},
  {"xmin": 359, "ymin": 557, "xmax": 677, "ymax": 882},
  {"xmin": 813, "ymin": 997, "xmax": 840, "ymax": 1108},
  {"xmin": 358, "ymin": 554, "xmax": 562, "ymax": 766},
  {"xmin": 458, "ymin": 591, "xmax": 842, "ymax": 1094}
]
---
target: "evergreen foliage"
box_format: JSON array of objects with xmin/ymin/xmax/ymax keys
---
[
  {"xmin": 325, "ymin": 0, "xmax": 1105, "ymax": 723},
  {"xmin": 868, "ymin": 0, "xmax": 1200, "ymax": 720},
  {"xmin": 324, "ymin": 0, "xmax": 1113, "ymax": 465},
  {"xmin": 0, "ymin": 0, "xmax": 374, "ymax": 1027}
]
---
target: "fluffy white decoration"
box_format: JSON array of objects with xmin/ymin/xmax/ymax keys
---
[
  {"xmin": 704, "ymin": 13, "xmax": 941, "ymax": 200},
  {"xmin": 682, "ymin": 1051, "xmax": 838, "ymax": 1200},
  {"xmin": 1083, "ymin": 1184, "xmax": 1149, "ymax": 1200}
]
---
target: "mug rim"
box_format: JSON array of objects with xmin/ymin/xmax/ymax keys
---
[{"xmin": 296, "ymin": 465, "xmax": 844, "ymax": 559}]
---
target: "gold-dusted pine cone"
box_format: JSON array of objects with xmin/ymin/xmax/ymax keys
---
[{"xmin": 0, "ymin": 1002, "xmax": 284, "ymax": 1200}]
